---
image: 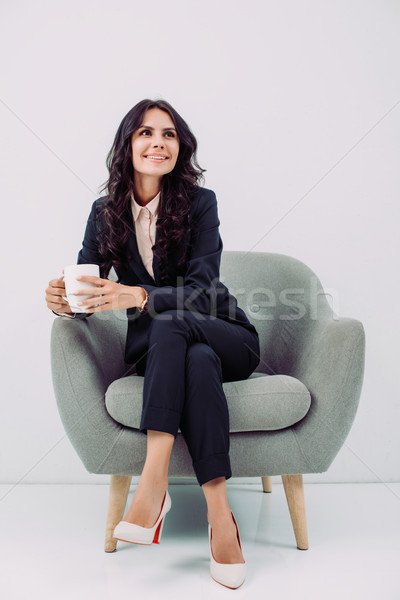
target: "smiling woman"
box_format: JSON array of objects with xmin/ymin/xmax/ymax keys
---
[{"xmin": 45, "ymin": 98, "xmax": 261, "ymax": 589}]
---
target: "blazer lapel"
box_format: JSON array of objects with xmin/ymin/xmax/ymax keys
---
[{"xmin": 151, "ymin": 224, "xmax": 161, "ymax": 285}]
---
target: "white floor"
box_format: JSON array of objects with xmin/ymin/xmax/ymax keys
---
[{"xmin": 0, "ymin": 482, "xmax": 399, "ymax": 600}]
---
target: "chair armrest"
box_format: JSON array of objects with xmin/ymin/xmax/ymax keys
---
[
  {"xmin": 284, "ymin": 314, "xmax": 366, "ymax": 471},
  {"xmin": 50, "ymin": 313, "xmax": 134, "ymax": 472}
]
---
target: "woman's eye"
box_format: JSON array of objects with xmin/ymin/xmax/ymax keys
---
[{"xmin": 139, "ymin": 130, "xmax": 175, "ymax": 137}]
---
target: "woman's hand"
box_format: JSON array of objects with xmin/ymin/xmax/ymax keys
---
[
  {"xmin": 72, "ymin": 275, "xmax": 147, "ymax": 313},
  {"xmin": 45, "ymin": 276, "xmax": 74, "ymax": 315}
]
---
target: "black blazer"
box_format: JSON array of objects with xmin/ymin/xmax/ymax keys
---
[{"xmin": 76, "ymin": 186, "xmax": 258, "ymax": 368}]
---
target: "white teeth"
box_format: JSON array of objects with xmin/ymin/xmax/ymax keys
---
[{"xmin": 145, "ymin": 156, "xmax": 167, "ymax": 160}]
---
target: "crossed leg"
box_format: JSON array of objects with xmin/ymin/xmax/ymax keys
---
[{"xmin": 123, "ymin": 431, "xmax": 244, "ymax": 564}]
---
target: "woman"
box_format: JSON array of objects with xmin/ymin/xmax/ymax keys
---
[{"xmin": 45, "ymin": 98, "xmax": 260, "ymax": 589}]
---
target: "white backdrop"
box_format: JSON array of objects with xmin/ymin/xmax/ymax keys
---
[{"xmin": 1, "ymin": 0, "xmax": 399, "ymax": 486}]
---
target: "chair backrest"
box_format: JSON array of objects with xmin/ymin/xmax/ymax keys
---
[{"xmin": 220, "ymin": 251, "xmax": 334, "ymax": 374}]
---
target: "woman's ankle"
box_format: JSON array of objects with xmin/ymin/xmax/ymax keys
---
[
  {"xmin": 207, "ymin": 505, "xmax": 233, "ymax": 526},
  {"xmin": 136, "ymin": 472, "xmax": 168, "ymax": 494}
]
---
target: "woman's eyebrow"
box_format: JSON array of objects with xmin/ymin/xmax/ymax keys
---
[{"xmin": 138, "ymin": 125, "xmax": 177, "ymax": 131}]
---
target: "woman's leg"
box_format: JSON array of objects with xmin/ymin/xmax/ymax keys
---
[
  {"xmin": 180, "ymin": 343, "xmax": 232, "ymax": 486},
  {"xmin": 202, "ymin": 477, "xmax": 245, "ymax": 564},
  {"xmin": 123, "ymin": 313, "xmax": 192, "ymax": 528},
  {"xmin": 180, "ymin": 341, "xmax": 247, "ymax": 565},
  {"xmin": 123, "ymin": 430, "xmax": 174, "ymax": 527}
]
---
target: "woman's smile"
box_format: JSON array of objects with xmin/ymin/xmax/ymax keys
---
[{"xmin": 143, "ymin": 153, "xmax": 169, "ymax": 161}]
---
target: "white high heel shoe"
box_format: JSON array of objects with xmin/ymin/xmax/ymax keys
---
[
  {"xmin": 208, "ymin": 512, "xmax": 246, "ymax": 589},
  {"xmin": 113, "ymin": 489, "xmax": 171, "ymax": 545}
]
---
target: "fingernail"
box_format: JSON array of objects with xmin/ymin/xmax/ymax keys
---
[{"xmin": 76, "ymin": 302, "xmax": 82, "ymax": 306}]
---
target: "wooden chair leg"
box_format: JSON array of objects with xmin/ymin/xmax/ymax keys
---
[
  {"xmin": 104, "ymin": 475, "xmax": 132, "ymax": 552},
  {"xmin": 261, "ymin": 475, "xmax": 272, "ymax": 493},
  {"xmin": 281, "ymin": 474, "xmax": 309, "ymax": 550}
]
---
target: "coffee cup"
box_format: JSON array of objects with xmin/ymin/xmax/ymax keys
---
[{"xmin": 62, "ymin": 264, "xmax": 100, "ymax": 313}]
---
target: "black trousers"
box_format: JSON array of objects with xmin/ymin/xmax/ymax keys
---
[{"xmin": 136, "ymin": 309, "xmax": 260, "ymax": 486}]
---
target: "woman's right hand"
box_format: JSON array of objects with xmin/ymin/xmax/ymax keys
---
[{"xmin": 45, "ymin": 276, "xmax": 74, "ymax": 315}]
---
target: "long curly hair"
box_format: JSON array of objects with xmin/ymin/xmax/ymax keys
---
[{"xmin": 97, "ymin": 98, "xmax": 206, "ymax": 282}]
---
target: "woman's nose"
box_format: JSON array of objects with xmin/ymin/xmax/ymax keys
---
[{"xmin": 152, "ymin": 135, "xmax": 164, "ymax": 148}]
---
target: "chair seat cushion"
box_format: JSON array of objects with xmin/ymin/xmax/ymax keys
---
[{"xmin": 105, "ymin": 372, "xmax": 311, "ymax": 433}]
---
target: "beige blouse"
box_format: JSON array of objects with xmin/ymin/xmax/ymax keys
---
[{"xmin": 130, "ymin": 190, "xmax": 160, "ymax": 280}]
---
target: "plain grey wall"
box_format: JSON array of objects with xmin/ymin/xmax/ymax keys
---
[{"xmin": 1, "ymin": 0, "xmax": 399, "ymax": 486}]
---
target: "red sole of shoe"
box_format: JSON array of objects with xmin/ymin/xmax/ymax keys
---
[
  {"xmin": 113, "ymin": 537, "xmax": 152, "ymax": 546},
  {"xmin": 152, "ymin": 518, "xmax": 164, "ymax": 544}
]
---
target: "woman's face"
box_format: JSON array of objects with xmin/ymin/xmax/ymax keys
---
[{"xmin": 131, "ymin": 108, "xmax": 180, "ymax": 182}]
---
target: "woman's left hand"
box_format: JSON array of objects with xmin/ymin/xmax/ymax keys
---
[{"xmin": 72, "ymin": 275, "xmax": 146, "ymax": 313}]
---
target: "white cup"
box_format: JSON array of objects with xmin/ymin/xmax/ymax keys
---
[{"xmin": 63, "ymin": 264, "xmax": 100, "ymax": 313}]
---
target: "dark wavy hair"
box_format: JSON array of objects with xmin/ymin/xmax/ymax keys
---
[{"xmin": 97, "ymin": 98, "xmax": 206, "ymax": 282}]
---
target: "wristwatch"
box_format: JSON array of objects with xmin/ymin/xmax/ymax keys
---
[{"xmin": 138, "ymin": 289, "xmax": 149, "ymax": 313}]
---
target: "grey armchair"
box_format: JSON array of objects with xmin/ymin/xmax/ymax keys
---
[{"xmin": 50, "ymin": 251, "xmax": 365, "ymax": 552}]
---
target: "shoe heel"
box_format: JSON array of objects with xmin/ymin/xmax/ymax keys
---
[{"xmin": 152, "ymin": 516, "xmax": 165, "ymax": 544}]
